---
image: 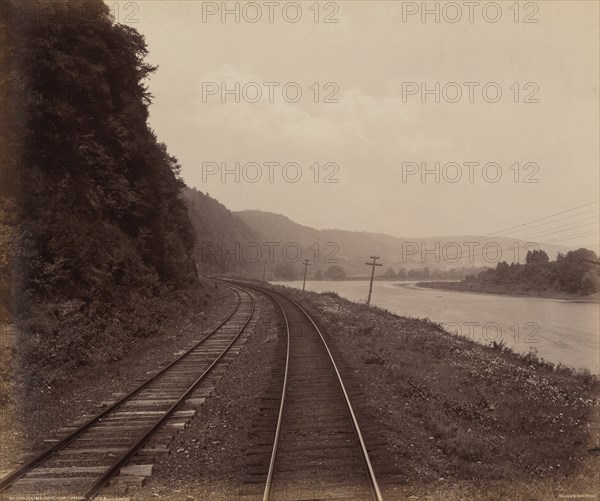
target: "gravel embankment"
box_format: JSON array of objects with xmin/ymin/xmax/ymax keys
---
[
  {"xmin": 132, "ymin": 293, "xmax": 280, "ymax": 500},
  {"xmin": 0, "ymin": 283, "xmax": 236, "ymax": 473},
  {"xmin": 4, "ymin": 282, "xmax": 597, "ymax": 501},
  {"xmin": 272, "ymin": 285, "xmax": 600, "ymax": 501}
]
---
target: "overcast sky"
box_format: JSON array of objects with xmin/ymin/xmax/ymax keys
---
[{"xmin": 116, "ymin": 1, "xmax": 599, "ymax": 245}]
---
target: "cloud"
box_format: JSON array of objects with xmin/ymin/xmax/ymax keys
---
[{"xmin": 187, "ymin": 64, "xmax": 439, "ymax": 158}]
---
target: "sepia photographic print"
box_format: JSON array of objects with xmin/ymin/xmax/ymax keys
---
[{"xmin": 0, "ymin": 1, "xmax": 599, "ymax": 500}]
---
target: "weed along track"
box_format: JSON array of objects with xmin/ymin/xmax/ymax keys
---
[
  {"xmin": 0, "ymin": 284, "xmax": 255, "ymax": 501},
  {"xmin": 232, "ymin": 282, "xmax": 383, "ymax": 501}
]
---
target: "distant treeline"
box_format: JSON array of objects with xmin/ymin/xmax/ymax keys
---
[
  {"xmin": 377, "ymin": 266, "xmax": 487, "ymax": 281},
  {"xmin": 268, "ymin": 263, "xmax": 487, "ymax": 281},
  {"xmin": 423, "ymin": 249, "xmax": 600, "ymax": 297}
]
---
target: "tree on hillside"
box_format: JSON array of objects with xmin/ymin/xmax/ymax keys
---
[
  {"xmin": 496, "ymin": 261, "xmax": 510, "ymax": 280},
  {"xmin": 556, "ymin": 248, "xmax": 600, "ymax": 294},
  {"xmin": 581, "ymin": 269, "xmax": 600, "ymax": 295},
  {"xmin": 7, "ymin": 0, "xmax": 197, "ymax": 304},
  {"xmin": 1, "ymin": 0, "xmax": 199, "ymax": 384},
  {"xmin": 384, "ymin": 267, "xmax": 396, "ymax": 279},
  {"xmin": 407, "ymin": 268, "xmax": 420, "ymax": 280},
  {"xmin": 526, "ymin": 249, "xmax": 549, "ymax": 264},
  {"xmin": 324, "ymin": 265, "xmax": 347, "ymax": 280}
]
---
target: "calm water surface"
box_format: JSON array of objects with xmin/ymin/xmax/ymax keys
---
[{"xmin": 277, "ymin": 280, "xmax": 600, "ymax": 373}]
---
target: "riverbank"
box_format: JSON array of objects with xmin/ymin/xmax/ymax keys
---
[
  {"xmin": 417, "ymin": 280, "xmax": 600, "ymax": 303},
  {"xmin": 3, "ymin": 281, "xmax": 598, "ymax": 499},
  {"xmin": 270, "ymin": 284, "xmax": 599, "ymax": 499}
]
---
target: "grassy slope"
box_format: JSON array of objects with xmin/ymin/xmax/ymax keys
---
[
  {"xmin": 274, "ymin": 285, "xmax": 599, "ymax": 499},
  {"xmin": 1, "ymin": 285, "xmax": 215, "ymax": 407}
]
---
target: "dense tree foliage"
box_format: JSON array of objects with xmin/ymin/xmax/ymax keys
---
[
  {"xmin": 525, "ymin": 249, "xmax": 550, "ymax": 264},
  {"xmin": 384, "ymin": 267, "xmax": 396, "ymax": 279},
  {"xmin": 465, "ymin": 249, "xmax": 599, "ymax": 296},
  {"xmin": 324, "ymin": 265, "xmax": 347, "ymax": 280},
  {"xmin": 1, "ymin": 0, "xmax": 198, "ymax": 385},
  {"xmin": 183, "ymin": 187, "xmax": 259, "ymax": 276},
  {"xmin": 4, "ymin": 0, "xmax": 196, "ymax": 309}
]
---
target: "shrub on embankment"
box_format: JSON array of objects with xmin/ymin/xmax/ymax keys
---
[
  {"xmin": 274, "ymin": 285, "xmax": 599, "ymax": 489},
  {"xmin": 1, "ymin": 0, "xmax": 199, "ymax": 401}
]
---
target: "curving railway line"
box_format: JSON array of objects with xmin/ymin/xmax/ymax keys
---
[
  {"xmin": 1, "ymin": 281, "xmax": 383, "ymax": 500},
  {"xmin": 229, "ymin": 281, "xmax": 383, "ymax": 501},
  {"xmin": 0, "ymin": 283, "xmax": 255, "ymax": 501}
]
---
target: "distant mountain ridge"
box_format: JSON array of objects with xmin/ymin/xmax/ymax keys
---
[
  {"xmin": 235, "ymin": 209, "xmax": 572, "ymax": 276},
  {"xmin": 180, "ymin": 191, "xmax": 575, "ymax": 278}
]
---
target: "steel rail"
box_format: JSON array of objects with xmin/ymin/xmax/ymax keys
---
[
  {"xmin": 0, "ymin": 283, "xmax": 247, "ymax": 494},
  {"xmin": 285, "ymin": 292, "xmax": 384, "ymax": 501},
  {"xmin": 83, "ymin": 284, "xmax": 255, "ymax": 499},
  {"xmin": 226, "ymin": 280, "xmax": 383, "ymax": 501},
  {"xmin": 258, "ymin": 290, "xmax": 290, "ymax": 501}
]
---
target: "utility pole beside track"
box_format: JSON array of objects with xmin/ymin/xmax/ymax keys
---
[
  {"xmin": 302, "ymin": 259, "xmax": 311, "ymax": 291},
  {"xmin": 365, "ymin": 256, "xmax": 382, "ymax": 306}
]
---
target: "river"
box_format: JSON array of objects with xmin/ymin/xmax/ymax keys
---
[{"xmin": 276, "ymin": 280, "xmax": 600, "ymax": 373}]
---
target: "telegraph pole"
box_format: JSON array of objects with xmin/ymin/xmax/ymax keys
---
[
  {"xmin": 262, "ymin": 261, "xmax": 268, "ymax": 283},
  {"xmin": 302, "ymin": 259, "xmax": 311, "ymax": 291},
  {"xmin": 365, "ymin": 256, "xmax": 382, "ymax": 306}
]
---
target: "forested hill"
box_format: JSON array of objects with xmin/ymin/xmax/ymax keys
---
[
  {"xmin": 1, "ymin": 0, "xmax": 197, "ymax": 386},
  {"xmin": 183, "ymin": 187, "xmax": 260, "ymax": 275},
  {"xmin": 236, "ymin": 210, "xmax": 571, "ymax": 277}
]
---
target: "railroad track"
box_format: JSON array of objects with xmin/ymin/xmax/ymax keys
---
[
  {"xmin": 230, "ymin": 281, "xmax": 383, "ymax": 501},
  {"xmin": 0, "ymin": 283, "xmax": 255, "ymax": 501}
]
